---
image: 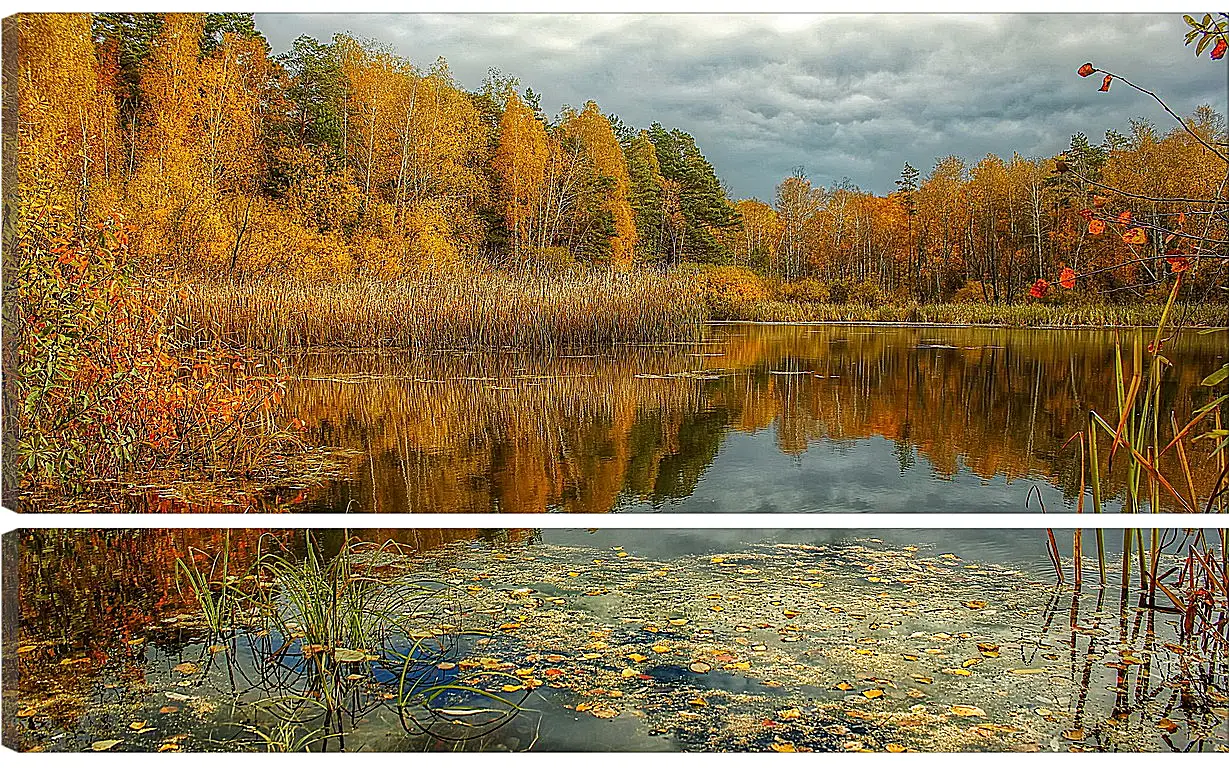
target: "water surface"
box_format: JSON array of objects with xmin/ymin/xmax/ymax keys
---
[
  {"xmin": 8, "ymin": 528, "xmax": 1225, "ymax": 752},
  {"xmin": 274, "ymin": 324, "xmax": 1225, "ymax": 513}
]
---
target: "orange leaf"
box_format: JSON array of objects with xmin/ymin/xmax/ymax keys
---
[
  {"xmin": 1091, "ymin": 195, "xmax": 1109, "ymax": 208},
  {"xmin": 1117, "ymin": 210, "xmax": 1132, "ymax": 226},
  {"xmin": 1088, "ymin": 220, "xmax": 1106, "ymax": 235},
  {"xmin": 1077, "ymin": 208, "xmax": 1093, "ymax": 222},
  {"xmin": 1213, "ymin": 38, "xmax": 1227, "ymax": 60},
  {"xmin": 1029, "ymin": 278, "xmax": 1050, "ymax": 299},
  {"xmin": 1122, "ymin": 227, "xmax": 1147, "ymax": 245},
  {"xmin": 1098, "ymin": 74, "xmax": 1112, "ymax": 92},
  {"xmin": 1166, "ymin": 255, "xmax": 1190, "ymax": 273},
  {"xmin": 1078, "ymin": 62, "xmax": 1096, "ymax": 77},
  {"xmin": 1059, "ymin": 268, "xmax": 1076, "ymax": 290}
]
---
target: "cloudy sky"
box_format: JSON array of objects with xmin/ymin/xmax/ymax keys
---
[{"xmin": 253, "ymin": 13, "xmax": 1227, "ymax": 200}]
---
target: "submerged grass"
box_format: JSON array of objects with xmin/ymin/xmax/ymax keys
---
[{"xmin": 176, "ymin": 268, "xmax": 705, "ymax": 351}]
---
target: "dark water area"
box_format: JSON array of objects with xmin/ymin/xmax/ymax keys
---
[
  {"xmin": 7, "ymin": 528, "xmax": 1226, "ymax": 752},
  {"xmin": 274, "ymin": 323, "xmax": 1223, "ymax": 513}
]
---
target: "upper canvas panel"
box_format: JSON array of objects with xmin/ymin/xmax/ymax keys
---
[{"xmin": 4, "ymin": 12, "xmax": 1227, "ymax": 513}]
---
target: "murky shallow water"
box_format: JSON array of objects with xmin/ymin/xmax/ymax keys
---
[{"xmin": 9, "ymin": 529, "xmax": 1227, "ymax": 752}]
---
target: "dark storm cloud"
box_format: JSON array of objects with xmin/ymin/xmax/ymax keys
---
[{"xmin": 254, "ymin": 13, "xmax": 1227, "ymax": 199}]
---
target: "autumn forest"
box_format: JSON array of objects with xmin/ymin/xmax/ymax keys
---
[{"xmin": 3, "ymin": 12, "xmax": 1228, "ymax": 511}]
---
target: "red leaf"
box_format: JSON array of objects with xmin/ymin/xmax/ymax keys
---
[
  {"xmin": 1212, "ymin": 38, "xmax": 1227, "ymax": 60},
  {"xmin": 1030, "ymin": 278, "xmax": 1050, "ymax": 299},
  {"xmin": 1117, "ymin": 210, "xmax": 1132, "ymax": 226},
  {"xmin": 1059, "ymin": 267, "xmax": 1076, "ymax": 290},
  {"xmin": 1078, "ymin": 62, "xmax": 1096, "ymax": 77},
  {"xmin": 1078, "ymin": 208, "xmax": 1093, "ymax": 222},
  {"xmin": 1099, "ymin": 74, "xmax": 1113, "ymax": 92},
  {"xmin": 1088, "ymin": 220, "xmax": 1106, "ymax": 235}
]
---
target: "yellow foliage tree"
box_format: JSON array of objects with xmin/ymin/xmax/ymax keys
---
[{"xmin": 493, "ymin": 91, "xmax": 549, "ymax": 260}]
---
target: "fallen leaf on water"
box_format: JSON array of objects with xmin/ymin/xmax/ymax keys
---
[
  {"xmin": 651, "ymin": 645, "xmax": 670, "ymax": 653},
  {"xmin": 943, "ymin": 668, "xmax": 972, "ymax": 676},
  {"xmin": 783, "ymin": 609, "xmax": 801, "ymax": 617},
  {"xmin": 627, "ymin": 653, "xmax": 648, "ymax": 663},
  {"xmin": 172, "ymin": 662, "xmax": 198, "ymax": 675},
  {"xmin": 886, "ymin": 744, "xmax": 907, "ymax": 753},
  {"xmin": 951, "ymin": 705, "xmax": 987, "ymax": 717},
  {"xmin": 129, "ymin": 722, "xmax": 147, "ymax": 730},
  {"xmin": 92, "ymin": 740, "xmax": 122, "ymax": 751},
  {"xmin": 17, "ymin": 645, "xmax": 37, "ymax": 654},
  {"xmin": 544, "ymin": 668, "xmax": 564, "ymax": 677},
  {"xmin": 159, "ymin": 706, "xmax": 178, "ymax": 714},
  {"xmin": 902, "ymin": 654, "xmax": 918, "ymax": 661},
  {"xmin": 158, "ymin": 744, "xmax": 180, "ymax": 752},
  {"xmin": 863, "ymin": 689, "xmax": 885, "ymax": 700},
  {"xmin": 17, "ymin": 708, "xmax": 36, "ymax": 717},
  {"xmin": 835, "ymin": 682, "xmax": 854, "ymax": 691},
  {"xmin": 771, "ymin": 743, "xmax": 797, "ymax": 753},
  {"xmin": 501, "ymin": 684, "xmax": 524, "ymax": 692},
  {"xmin": 964, "ymin": 601, "xmax": 988, "ymax": 610},
  {"xmin": 621, "ymin": 668, "xmax": 637, "ymax": 678},
  {"xmin": 1157, "ymin": 718, "xmax": 1179, "ymax": 733},
  {"xmin": 690, "ymin": 662, "xmax": 712, "ymax": 673},
  {"xmin": 582, "ymin": 653, "xmax": 601, "ymax": 660},
  {"xmin": 710, "ymin": 606, "xmax": 724, "ymax": 612},
  {"xmin": 977, "ymin": 643, "xmax": 1000, "ymax": 657},
  {"xmin": 1063, "ymin": 729, "xmax": 1085, "ymax": 741},
  {"xmin": 208, "ymin": 644, "xmax": 227, "ymax": 654},
  {"xmin": 963, "ymin": 658, "xmax": 982, "ymax": 668},
  {"xmin": 690, "ymin": 697, "xmax": 708, "ymax": 707},
  {"xmin": 669, "ymin": 619, "xmax": 689, "ymax": 626},
  {"xmin": 333, "ymin": 648, "xmax": 366, "ymax": 663},
  {"xmin": 779, "ymin": 708, "xmax": 802, "ymax": 720},
  {"xmin": 590, "ymin": 704, "xmax": 619, "ymax": 719}
]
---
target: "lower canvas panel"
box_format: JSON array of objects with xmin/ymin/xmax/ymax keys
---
[{"xmin": 3, "ymin": 528, "xmax": 1226, "ymax": 752}]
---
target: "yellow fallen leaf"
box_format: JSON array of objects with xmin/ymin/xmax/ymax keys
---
[
  {"xmin": 779, "ymin": 708, "xmax": 802, "ymax": 720},
  {"xmin": 950, "ymin": 705, "xmax": 987, "ymax": 717},
  {"xmin": 129, "ymin": 721, "xmax": 147, "ymax": 730},
  {"xmin": 771, "ymin": 743, "xmax": 797, "ymax": 752},
  {"xmin": 669, "ymin": 619, "xmax": 689, "ymax": 626},
  {"xmin": 710, "ymin": 606, "xmax": 724, "ymax": 612},
  {"xmin": 689, "ymin": 697, "xmax": 708, "ymax": 707},
  {"xmin": 965, "ymin": 601, "xmax": 988, "ymax": 610},
  {"xmin": 652, "ymin": 644, "xmax": 670, "ymax": 653},
  {"xmin": 621, "ymin": 668, "xmax": 637, "ymax": 678},
  {"xmin": 501, "ymin": 684, "xmax": 524, "ymax": 692},
  {"xmin": 92, "ymin": 740, "xmax": 122, "ymax": 751},
  {"xmin": 1063, "ymin": 728, "xmax": 1085, "ymax": 741},
  {"xmin": 627, "ymin": 653, "xmax": 648, "ymax": 662},
  {"xmin": 886, "ymin": 743, "xmax": 906, "ymax": 753},
  {"xmin": 943, "ymin": 668, "xmax": 972, "ymax": 676},
  {"xmin": 690, "ymin": 662, "xmax": 711, "ymax": 673},
  {"xmin": 862, "ymin": 689, "xmax": 884, "ymax": 699},
  {"xmin": 1157, "ymin": 718, "xmax": 1179, "ymax": 733}
]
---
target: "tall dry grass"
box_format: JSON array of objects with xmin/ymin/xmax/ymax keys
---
[{"xmin": 174, "ymin": 267, "xmax": 705, "ymax": 350}]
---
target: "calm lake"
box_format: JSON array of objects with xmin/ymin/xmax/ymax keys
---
[
  {"xmin": 254, "ymin": 323, "xmax": 1222, "ymax": 513},
  {"xmin": 9, "ymin": 528, "xmax": 1225, "ymax": 752}
]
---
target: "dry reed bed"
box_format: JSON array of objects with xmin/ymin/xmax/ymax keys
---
[
  {"xmin": 176, "ymin": 269, "xmax": 706, "ymax": 350},
  {"xmin": 729, "ymin": 299, "xmax": 1229, "ymax": 327}
]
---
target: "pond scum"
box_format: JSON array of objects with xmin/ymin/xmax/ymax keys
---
[{"xmin": 7, "ymin": 530, "xmax": 1227, "ymax": 753}]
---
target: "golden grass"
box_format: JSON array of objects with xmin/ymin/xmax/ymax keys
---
[{"xmin": 175, "ymin": 267, "xmax": 706, "ymax": 350}]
